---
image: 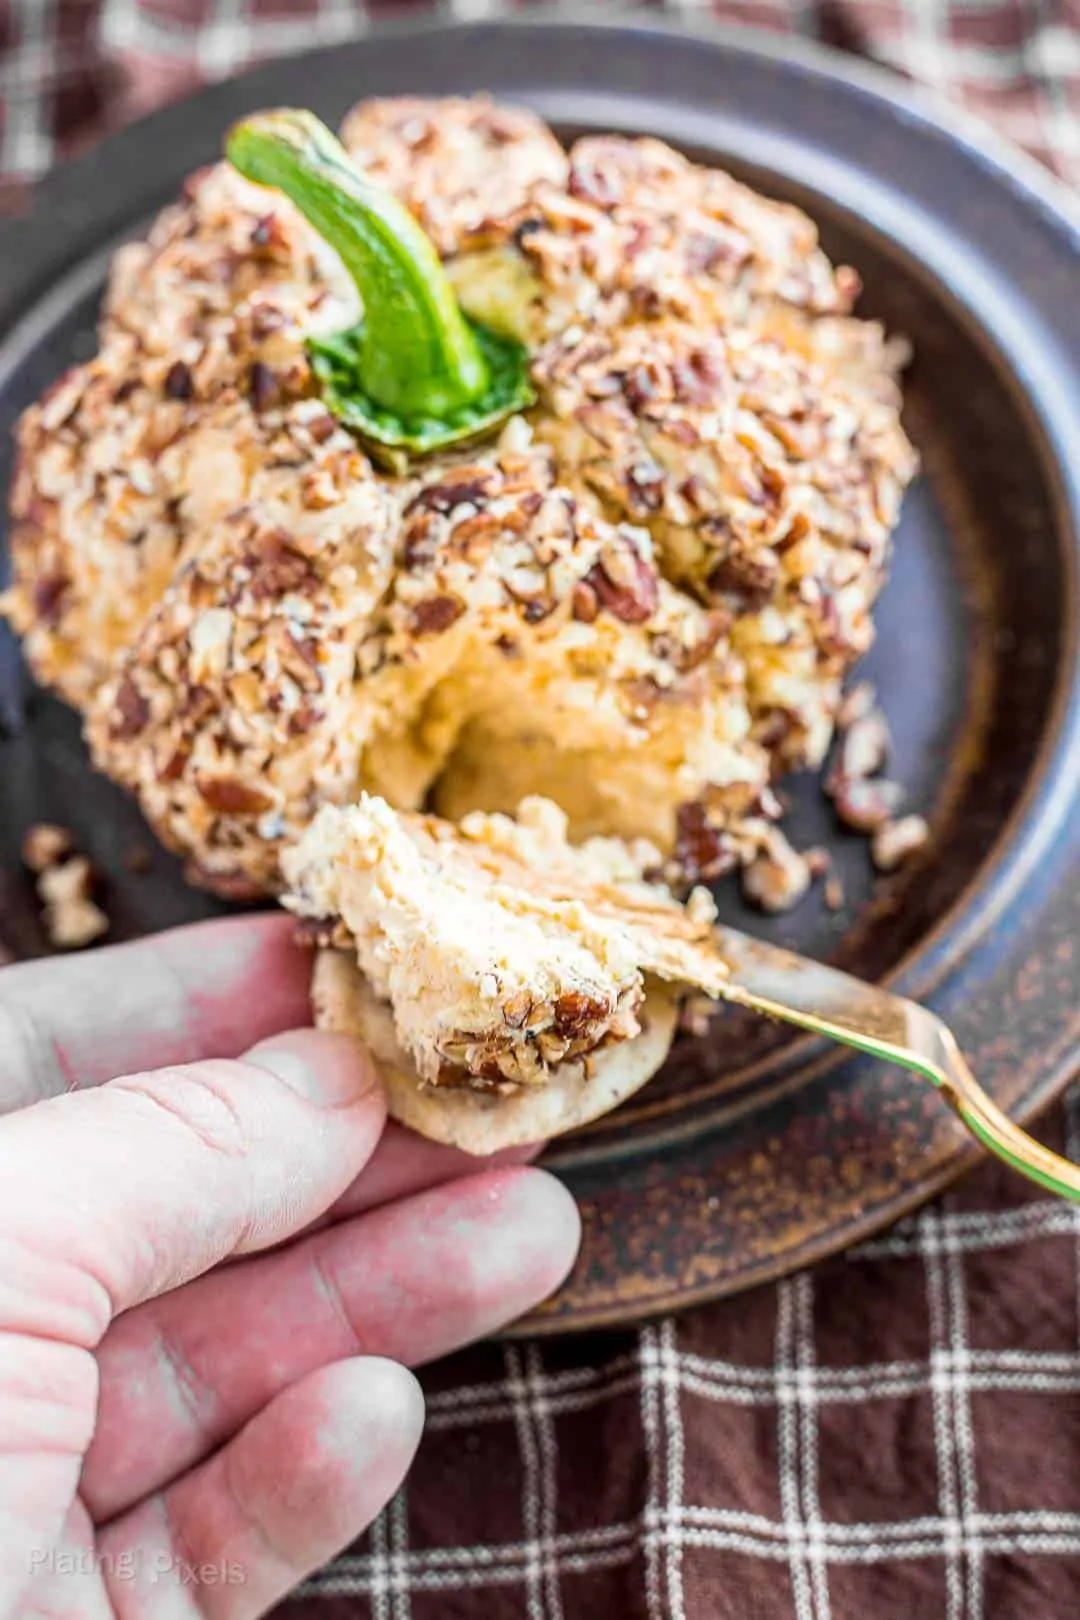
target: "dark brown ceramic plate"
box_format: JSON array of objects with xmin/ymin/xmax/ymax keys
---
[{"xmin": 2, "ymin": 16, "xmax": 1080, "ymax": 1335}]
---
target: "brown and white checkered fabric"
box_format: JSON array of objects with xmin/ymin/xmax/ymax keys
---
[
  {"xmin": 278, "ymin": 1098, "xmax": 1080, "ymax": 1620},
  {"xmin": 3, "ymin": 0, "xmax": 1080, "ymax": 1613},
  {"xmin": 1, "ymin": 0, "xmax": 1079, "ymax": 204}
]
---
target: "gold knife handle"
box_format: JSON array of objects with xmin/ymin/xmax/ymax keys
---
[
  {"xmin": 929, "ymin": 1026, "xmax": 1080, "ymax": 1202},
  {"xmin": 715, "ymin": 937, "xmax": 1080, "ymax": 1204}
]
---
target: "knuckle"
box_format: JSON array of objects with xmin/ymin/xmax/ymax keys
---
[
  {"xmin": 0, "ymin": 987, "xmax": 67, "ymax": 1114},
  {"xmin": 111, "ymin": 1062, "xmax": 253, "ymax": 1161},
  {"xmin": 0, "ymin": 1330, "xmax": 98, "ymax": 1454}
]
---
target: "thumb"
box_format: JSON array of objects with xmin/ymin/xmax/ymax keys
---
[{"xmin": 0, "ymin": 1030, "xmax": 386, "ymax": 1346}]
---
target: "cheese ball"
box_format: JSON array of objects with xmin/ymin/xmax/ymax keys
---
[{"xmin": 5, "ymin": 96, "xmax": 918, "ymax": 907}]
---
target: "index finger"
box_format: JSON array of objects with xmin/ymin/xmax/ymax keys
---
[{"xmin": 0, "ymin": 913, "xmax": 311, "ymax": 1110}]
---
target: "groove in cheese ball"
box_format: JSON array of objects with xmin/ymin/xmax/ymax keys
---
[{"xmin": 88, "ymin": 428, "xmax": 769, "ymax": 894}]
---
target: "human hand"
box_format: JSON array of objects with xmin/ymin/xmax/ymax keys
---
[{"xmin": 0, "ymin": 914, "xmax": 580, "ymax": 1618}]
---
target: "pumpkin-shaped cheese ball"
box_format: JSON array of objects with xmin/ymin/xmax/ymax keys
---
[{"xmin": 4, "ymin": 98, "xmax": 917, "ymax": 909}]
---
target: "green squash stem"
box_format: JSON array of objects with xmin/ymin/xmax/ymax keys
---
[{"xmin": 226, "ymin": 109, "xmax": 533, "ymax": 459}]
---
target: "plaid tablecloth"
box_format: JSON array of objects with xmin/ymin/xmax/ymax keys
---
[{"xmin": 3, "ymin": 1, "xmax": 1080, "ymax": 1615}]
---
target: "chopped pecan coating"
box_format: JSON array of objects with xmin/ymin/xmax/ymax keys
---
[
  {"xmin": 36, "ymin": 853, "xmax": 108, "ymax": 950},
  {"xmin": 21, "ymin": 822, "xmax": 73, "ymax": 873},
  {"xmin": 85, "ymin": 396, "xmax": 398, "ymax": 894},
  {"xmin": 341, "ymin": 96, "xmax": 569, "ymax": 257},
  {"xmin": 872, "ymin": 814, "xmax": 930, "ymax": 872}
]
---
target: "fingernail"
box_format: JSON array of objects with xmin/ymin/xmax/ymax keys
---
[{"xmin": 245, "ymin": 1029, "xmax": 382, "ymax": 1109}]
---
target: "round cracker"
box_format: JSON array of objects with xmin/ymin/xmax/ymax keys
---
[{"xmin": 311, "ymin": 948, "xmax": 678, "ymax": 1155}]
